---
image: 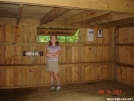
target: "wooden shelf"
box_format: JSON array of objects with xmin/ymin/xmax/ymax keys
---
[
  {"xmin": 83, "ymin": 43, "xmax": 110, "ymax": 46},
  {"xmin": 116, "ymin": 62, "xmax": 134, "ymax": 68},
  {"xmin": 115, "ymin": 43, "xmax": 134, "ymax": 46},
  {"xmin": 0, "ymin": 61, "xmax": 115, "ymax": 69},
  {"xmin": 0, "ymin": 43, "xmax": 111, "ymax": 46},
  {"xmin": 0, "ymin": 42, "xmax": 83, "ymax": 46}
]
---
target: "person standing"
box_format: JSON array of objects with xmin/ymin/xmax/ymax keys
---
[{"xmin": 46, "ymin": 35, "xmax": 61, "ymax": 91}]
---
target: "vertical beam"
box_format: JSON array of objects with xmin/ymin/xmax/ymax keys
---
[
  {"xmin": 111, "ymin": 27, "xmax": 116, "ymax": 61},
  {"xmin": 17, "ymin": 4, "xmax": 24, "ymax": 25},
  {"xmin": 110, "ymin": 26, "xmax": 116, "ymax": 80},
  {"xmin": 114, "ymin": 28, "xmax": 119, "ymax": 81}
]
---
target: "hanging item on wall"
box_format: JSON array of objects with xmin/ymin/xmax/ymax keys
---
[
  {"xmin": 87, "ymin": 29, "xmax": 94, "ymax": 41},
  {"xmin": 98, "ymin": 30, "xmax": 103, "ymax": 38},
  {"xmin": 22, "ymin": 51, "xmax": 43, "ymax": 56}
]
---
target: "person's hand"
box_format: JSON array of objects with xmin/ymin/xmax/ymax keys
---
[{"xmin": 52, "ymin": 52, "xmax": 57, "ymax": 55}]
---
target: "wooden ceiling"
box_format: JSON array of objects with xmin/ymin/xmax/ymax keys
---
[{"xmin": 0, "ymin": 0, "xmax": 134, "ymax": 29}]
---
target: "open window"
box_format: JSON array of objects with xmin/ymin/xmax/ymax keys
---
[{"xmin": 37, "ymin": 28, "xmax": 79, "ymax": 42}]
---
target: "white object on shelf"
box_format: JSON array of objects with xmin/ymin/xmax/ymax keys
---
[
  {"xmin": 23, "ymin": 51, "xmax": 43, "ymax": 56},
  {"xmin": 87, "ymin": 29, "xmax": 94, "ymax": 41}
]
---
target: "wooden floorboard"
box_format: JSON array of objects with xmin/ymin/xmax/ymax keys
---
[{"xmin": 0, "ymin": 80, "xmax": 134, "ymax": 101}]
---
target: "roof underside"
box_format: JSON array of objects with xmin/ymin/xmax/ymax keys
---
[{"xmin": 0, "ymin": 0, "xmax": 134, "ymax": 35}]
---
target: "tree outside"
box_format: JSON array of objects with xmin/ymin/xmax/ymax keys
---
[{"xmin": 37, "ymin": 29, "xmax": 79, "ymax": 43}]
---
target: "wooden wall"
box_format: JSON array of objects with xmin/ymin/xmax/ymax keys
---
[
  {"xmin": 115, "ymin": 26, "xmax": 134, "ymax": 86},
  {"xmin": 0, "ymin": 25, "xmax": 114, "ymax": 88}
]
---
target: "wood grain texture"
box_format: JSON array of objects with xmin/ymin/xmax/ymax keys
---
[
  {"xmin": 14, "ymin": 25, "xmax": 20, "ymax": 43},
  {"xmin": 0, "ymin": 46, "xmax": 5, "ymax": 64},
  {"xmin": 5, "ymin": 46, "xmax": 13, "ymax": 64},
  {"xmin": 6, "ymin": 69, "xmax": 14, "ymax": 87},
  {"xmin": 0, "ymin": 25, "xmax": 5, "ymax": 43},
  {"xmin": 115, "ymin": 26, "xmax": 134, "ymax": 87},
  {"xmin": 0, "ymin": 81, "xmax": 134, "ymax": 101},
  {"xmin": 13, "ymin": 68, "xmax": 21, "ymax": 86},
  {"xmin": 0, "ymin": 25, "xmax": 115, "ymax": 88},
  {"xmin": 0, "ymin": 69, "xmax": 6, "ymax": 87},
  {"xmin": 5, "ymin": 25, "xmax": 13, "ymax": 43},
  {"xmin": 3, "ymin": 0, "xmax": 134, "ymax": 13}
]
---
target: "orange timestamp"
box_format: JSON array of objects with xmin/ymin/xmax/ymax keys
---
[{"xmin": 98, "ymin": 89, "xmax": 122, "ymax": 94}]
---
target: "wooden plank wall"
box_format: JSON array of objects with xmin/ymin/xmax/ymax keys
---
[
  {"xmin": 0, "ymin": 25, "xmax": 114, "ymax": 88},
  {"xmin": 79, "ymin": 28, "xmax": 113, "ymax": 81},
  {"xmin": 115, "ymin": 26, "xmax": 134, "ymax": 86}
]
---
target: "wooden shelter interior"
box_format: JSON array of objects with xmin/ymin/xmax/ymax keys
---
[{"xmin": 0, "ymin": 0, "xmax": 134, "ymax": 95}]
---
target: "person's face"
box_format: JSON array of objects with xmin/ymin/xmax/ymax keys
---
[{"xmin": 50, "ymin": 36, "xmax": 57, "ymax": 44}]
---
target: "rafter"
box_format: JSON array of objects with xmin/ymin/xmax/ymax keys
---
[
  {"xmin": 2, "ymin": 0, "xmax": 134, "ymax": 13},
  {"xmin": 38, "ymin": 28, "xmax": 77, "ymax": 32},
  {"xmin": 98, "ymin": 17, "xmax": 134, "ymax": 28},
  {"xmin": 16, "ymin": 4, "xmax": 24, "ymax": 25},
  {"xmin": 37, "ymin": 32, "xmax": 74, "ymax": 36},
  {"xmin": 41, "ymin": 11, "xmax": 109, "ymax": 28},
  {"xmin": 62, "ymin": 11, "xmax": 111, "ymax": 25},
  {"xmin": 37, "ymin": 28, "xmax": 77, "ymax": 36},
  {"xmin": 88, "ymin": 13, "xmax": 134, "ymax": 26},
  {"xmin": 40, "ymin": 7, "xmax": 71, "ymax": 26},
  {"xmin": 69, "ymin": 13, "xmax": 134, "ymax": 28},
  {"xmin": 41, "ymin": 13, "xmax": 134, "ymax": 28}
]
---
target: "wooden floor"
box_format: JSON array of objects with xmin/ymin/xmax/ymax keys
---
[{"xmin": 0, "ymin": 80, "xmax": 134, "ymax": 101}]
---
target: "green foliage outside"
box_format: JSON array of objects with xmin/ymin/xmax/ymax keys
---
[{"xmin": 37, "ymin": 29, "xmax": 79, "ymax": 43}]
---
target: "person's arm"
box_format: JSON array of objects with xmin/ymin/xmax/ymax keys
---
[
  {"xmin": 46, "ymin": 49, "xmax": 56, "ymax": 57},
  {"xmin": 50, "ymin": 50, "xmax": 61, "ymax": 58}
]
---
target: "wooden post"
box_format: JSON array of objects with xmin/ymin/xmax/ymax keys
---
[
  {"xmin": 114, "ymin": 27, "xmax": 119, "ymax": 81},
  {"xmin": 110, "ymin": 26, "xmax": 116, "ymax": 80}
]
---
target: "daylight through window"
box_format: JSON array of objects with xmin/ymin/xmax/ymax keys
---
[{"xmin": 37, "ymin": 29, "xmax": 79, "ymax": 42}]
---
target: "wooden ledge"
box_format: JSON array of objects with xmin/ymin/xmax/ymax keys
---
[
  {"xmin": 0, "ymin": 61, "xmax": 116, "ymax": 69},
  {"xmin": 0, "ymin": 42, "xmax": 83, "ymax": 46},
  {"xmin": 115, "ymin": 43, "xmax": 134, "ymax": 46},
  {"xmin": 116, "ymin": 63, "xmax": 134, "ymax": 68},
  {"xmin": 83, "ymin": 43, "xmax": 110, "ymax": 46},
  {"xmin": 0, "ymin": 43, "xmax": 111, "ymax": 46}
]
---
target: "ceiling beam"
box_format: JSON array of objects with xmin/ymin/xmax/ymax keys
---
[
  {"xmin": 41, "ymin": 12, "xmax": 110, "ymax": 28},
  {"xmin": 42, "ymin": 23, "xmax": 80, "ymax": 29},
  {"xmin": 39, "ymin": 13, "xmax": 134, "ymax": 28},
  {"xmin": 98, "ymin": 17, "xmax": 134, "ymax": 28},
  {"xmin": 37, "ymin": 28, "xmax": 77, "ymax": 36},
  {"xmin": 88, "ymin": 13, "xmax": 134, "ymax": 26},
  {"xmin": 38, "ymin": 28, "xmax": 77, "ymax": 33},
  {"xmin": 70, "ymin": 13, "xmax": 134, "ymax": 28},
  {"xmin": 16, "ymin": 4, "xmax": 24, "ymax": 25},
  {"xmin": 40, "ymin": 7, "xmax": 71, "ymax": 26},
  {"xmin": 62, "ymin": 11, "xmax": 111, "ymax": 25},
  {"xmin": 2, "ymin": 0, "xmax": 134, "ymax": 13},
  {"xmin": 38, "ymin": 33, "xmax": 74, "ymax": 36}
]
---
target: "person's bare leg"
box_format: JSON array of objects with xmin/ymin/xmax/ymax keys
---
[
  {"xmin": 53, "ymin": 72, "xmax": 60, "ymax": 84},
  {"xmin": 49, "ymin": 72, "xmax": 55, "ymax": 90},
  {"xmin": 49, "ymin": 72, "xmax": 54, "ymax": 84},
  {"xmin": 54, "ymin": 72, "xmax": 61, "ymax": 91}
]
